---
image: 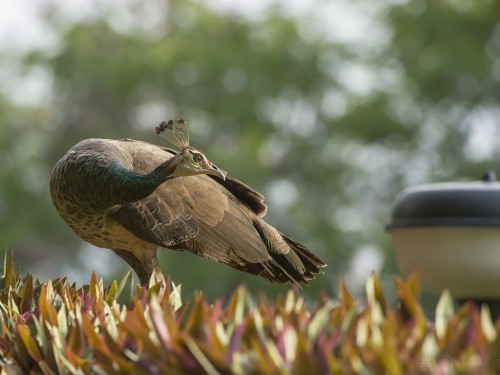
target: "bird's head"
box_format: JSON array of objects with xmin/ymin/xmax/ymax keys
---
[
  {"xmin": 156, "ymin": 118, "xmax": 227, "ymax": 180},
  {"xmin": 170, "ymin": 146, "xmax": 227, "ymax": 180}
]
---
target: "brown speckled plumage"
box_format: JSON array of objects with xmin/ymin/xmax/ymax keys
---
[{"xmin": 50, "ymin": 136, "xmax": 325, "ymax": 293}]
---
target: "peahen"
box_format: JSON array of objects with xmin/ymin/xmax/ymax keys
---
[{"xmin": 50, "ymin": 119, "xmax": 325, "ymax": 294}]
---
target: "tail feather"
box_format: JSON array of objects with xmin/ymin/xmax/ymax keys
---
[
  {"xmin": 253, "ymin": 219, "xmax": 326, "ymax": 285},
  {"xmin": 281, "ymin": 234, "xmax": 326, "ymax": 275}
]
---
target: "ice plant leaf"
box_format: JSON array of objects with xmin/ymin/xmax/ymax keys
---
[
  {"xmin": 395, "ymin": 277, "xmax": 420, "ymax": 322},
  {"xmin": 481, "ymin": 304, "xmax": 496, "ymax": 342},
  {"xmin": 3, "ymin": 253, "xmax": 14, "ymax": 291},
  {"xmin": 19, "ymin": 275, "xmax": 34, "ymax": 314},
  {"xmin": 184, "ymin": 335, "xmax": 221, "ymax": 375},
  {"xmin": 339, "ymin": 279, "xmax": 355, "ymax": 310},
  {"xmin": 308, "ymin": 304, "xmax": 330, "ymax": 341},
  {"xmin": 366, "ymin": 272, "xmax": 386, "ymax": 312},
  {"xmin": 150, "ymin": 297, "xmax": 171, "ymax": 350},
  {"xmin": 1, "ymin": 257, "xmax": 500, "ymax": 374},
  {"xmin": 17, "ymin": 324, "xmax": 43, "ymax": 361},
  {"xmin": 436, "ymin": 289, "xmax": 454, "ymax": 340}
]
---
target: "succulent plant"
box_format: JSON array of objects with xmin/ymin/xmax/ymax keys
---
[{"xmin": 0, "ymin": 255, "xmax": 499, "ymax": 374}]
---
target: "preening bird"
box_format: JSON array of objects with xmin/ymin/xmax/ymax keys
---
[{"xmin": 50, "ymin": 119, "xmax": 325, "ymax": 294}]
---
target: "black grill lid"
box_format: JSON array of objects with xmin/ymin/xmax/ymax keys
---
[{"xmin": 387, "ymin": 172, "xmax": 500, "ymax": 228}]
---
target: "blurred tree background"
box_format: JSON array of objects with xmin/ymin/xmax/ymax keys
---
[{"xmin": 1, "ymin": 0, "xmax": 499, "ymax": 301}]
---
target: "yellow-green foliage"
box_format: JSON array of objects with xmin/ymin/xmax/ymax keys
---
[{"xmin": 0, "ymin": 255, "xmax": 500, "ymax": 374}]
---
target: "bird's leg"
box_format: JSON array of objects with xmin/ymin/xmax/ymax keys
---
[{"xmin": 112, "ymin": 249, "xmax": 165, "ymax": 297}]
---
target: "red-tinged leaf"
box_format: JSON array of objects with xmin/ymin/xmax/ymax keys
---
[
  {"xmin": 3, "ymin": 253, "xmax": 15, "ymax": 292},
  {"xmin": 52, "ymin": 277, "xmax": 67, "ymax": 295},
  {"xmin": 314, "ymin": 335, "xmax": 332, "ymax": 375},
  {"xmin": 97, "ymin": 329, "xmax": 145, "ymax": 374},
  {"xmin": 435, "ymin": 290, "xmax": 455, "ymax": 342},
  {"xmin": 38, "ymin": 361, "xmax": 58, "ymax": 375},
  {"xmin": 89, "ymin": 272, "xmax": 99, "ymax": 298},
  {"xmin": 81, "ymin": 296, "xmax": 95, "ymax": 315},
  {"xmin": 293, "ymin": 334, "xmax": 319, "ymax": 375},
  {"xmin": 308, "ymin": 304, "xmax": 331, "ymax": 340},
  {"xmin": 244, "ymin": 335, "xmax": 276, "ymax": 374},
  {"xmin": 38, "ymin": 285, "xmax": 58, "ymax": 326},
  {"xmin": 128, "ymin": 299, "xmax": 148, "ymax": 328},
  {"xmin": 276, "ymin": 326, "xmax": 298, "ymax": 365},
  {"xmin": 13, "ymin": 331, "xmax": 33, "ymax": 371},
  {"xmin": 105, "ymin": 280, "xmax": 118, "ymax": 305},
  {"xmin": 67, "ymin": 321, "xmax": 85, "ymax": 355},
  {"xmin": 62, "ymin": 340, "xmax": 89, "ymax": 371},
  {"xmin": 487, "ymin": 325, "xmax": 500, "ymax": 373},
  {"xmin": 209, "ymin": 298, "xmax": 223, "ymax": 326},
  {"xmin": 197, "ymin": 338, "xmax": 230, "ymax": 372},
  {"xmin": 317, "ymin": 328, "xmax": 341, "ymax": 356},
  {"xmin": 160, "ymin": 303, "xmax": 181, "ymax": 340},
  {"xmin": 147, "ymin": 282, "xmax": 163, "ymax": 299},
  {"xmin": 405, "ymin": 273, "xmax": 420, "ymax": 299},
  {"xmin": 481, "ymin": 305, "xmax": 497, "ymax": 343},
  {"xmin": 183, "ymin": 334, "xmax": 227, "ymax": 375},
  {"xmin": 183, "ymin": 293, "xmax": 208, "ymax": 339},
  {"xmin": 464, "ymin": 305, "xmax": 490, "ymax": 351},
  {"xmin": 1, "ymin": 321, "xmax": 13, "ymax": 343},
  {"xmin": 378, "ymin": 315, "xmax": 403, "ymax": 375},
  {"xmin": 226, "ymin": 323, "xmax": 244, "ymax": 366},
  {"xmin": 120, "ymin": 307, "xmax": 166, "ymax": 359},
  {"xmin": 19, "ymin": 275, "xmax": 33, "ymax": 314},
  {"xmin": 17, "ymin": 324, "xmax": 43, "ymax": 362},
  {"xmin": 60, "ymin": 287, "xmax": 75, "ymax": 312},
  {"xmin": 339, "ymin": 279, "xmax": 355, "ymax": 310},
  {"xmin": 101, "ymin": 327, "xmax": 125, "ymax": 356},
  {"xmin": 366, "ymin": 272, "xmax": 386, "ymax": 314},
  {"xmin": 395, "ymin": 277, "xmax": 423, "ymax": 323},
  {"xmin": 81, "ymin": 313, "xmax": 110, "ymax": 358},
  {"xmin": 225, "ymin": 286, "xmax": 247, "ymax": 326},
  {"xmin": 150, "ymin": 298, "xmax": 171, "ymax": 350}
]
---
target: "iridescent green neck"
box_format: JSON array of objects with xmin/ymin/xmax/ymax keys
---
[{"xmin": 110, "ymin": 157, "xmax": 179, "ymax": 205}]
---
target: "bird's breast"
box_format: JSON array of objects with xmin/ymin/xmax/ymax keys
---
[{"xmin": 62, "ymin": 209, "xmax": 155, "ymax": 254}]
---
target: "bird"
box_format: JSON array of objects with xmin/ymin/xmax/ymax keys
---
[{"xmin": 50, "ymin": 119, "xmax": 326, "ymax": 294}]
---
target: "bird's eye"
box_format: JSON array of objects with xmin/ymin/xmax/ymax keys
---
[{"xmin": 193, "ymin": 153, "xmax": 203, "ymax": 163}]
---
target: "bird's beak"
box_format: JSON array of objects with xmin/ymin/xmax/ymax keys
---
[
  {"xmin": 209, "ymin": 162, "xmax": 227, "ymax": 180},
  {"xmin": 201, "ymin": 159, "xmax": 227, "ymax": 180}
]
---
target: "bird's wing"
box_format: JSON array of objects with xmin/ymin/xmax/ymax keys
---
[
  {"xmin": 109, "ymin": 139, "xmax": 272, "ymax": 264},
  {"xmin": 208, "ymin": 176, "xmax": 267, "ymax": 217},
  {"xmin": 110, "ymin": 173, "xmax": 272, "ymax": 263},
  {"xmin": 109, "ymin": 174, "xmax": 226, "ymax": 246}
]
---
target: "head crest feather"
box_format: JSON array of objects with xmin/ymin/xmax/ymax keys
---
[{"xmin": 156, "ymin": 119, "xmax": 190, "ymax": 149}]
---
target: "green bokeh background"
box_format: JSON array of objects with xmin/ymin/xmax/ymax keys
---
[{"xmin": 1, "ymin": 0, "xmax": 499, "ymax": 305}]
